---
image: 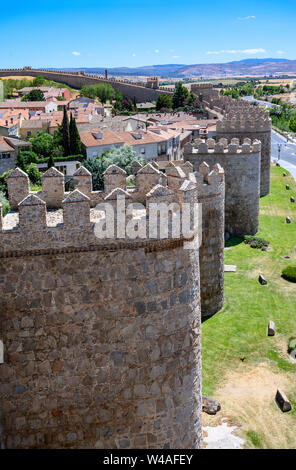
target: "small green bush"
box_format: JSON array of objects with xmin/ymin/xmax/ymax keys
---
[
  {"xmin": 244, "ymin": 236, "xmax": 269, "ymax": 250},
  {"xmin": 288, "ymin": 338, "xmax": 296, "ymax": 352},
  {"xmin": 282, "ymin": 265, "xmax": 296, "ymax": 283},
  {"xmin": 0, "ymin": 191, "xmax": 10, "ymax": 216}
]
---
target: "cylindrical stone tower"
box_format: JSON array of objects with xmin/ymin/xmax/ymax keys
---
[
  {"xmin": 184, "ymin": 138, "xmax": 261, "ymax": 236},
  {"xmin": 0, "ymin": 165, "xmax": 203, "ymax": 449},
  {"xmin": 216, "ymin": 111, "xmax": 272, "ymax": 197},
  {"xmin": 190, "ymin": 162, "xmax": 225, "ymax": 317}
]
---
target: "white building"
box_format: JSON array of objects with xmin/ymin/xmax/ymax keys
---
[{"xmin": 80, "ymin": 128, "xmax": 181, "ymax": 162}]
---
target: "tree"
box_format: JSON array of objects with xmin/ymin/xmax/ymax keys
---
[
  {"xmin": 172, "ymin": 82, "xmax": 189, "ymax": 109},
  {"xmin": 80, "ymin": 83, "xmax": 115, "ymax": 104},
  {"xmin": 83, "ymin": 146, "xmax": 144, "ymax": 190},
  {"xmin": 69, "ymin": 114, "xmax": 82, "ymax": 155},
  {"xmin": 47, "ymin": 155, "xmax": 55, "ymax": 169},
  {"xmin": 22, "ymin": 89, "xmax": 45, "ymax": 102},
  {"xmin": 27, "ymin": 163, "xmax": 42, "ymax": 186},
  {"xmin": 156, "ymin": 94, "xmax": 173, "ymax": 111},
  {"xmin": 61, "ymin": 107, "xmax": 70, "ymax": 156},
  {"xmin": 16, "ymin": 150, "xmax": 38, "ymax": 171},
  {"xmin": 95, "ymin": 83, "xmax": 115, "ymax": 104},
  {"xmin": 32, "ymin": 75, "xmax": 46, "ymax": 87},
  {"xmin": 289, "ymin": 116, "xmax": 296, "ymax": 132},
  {"xmin": 29, "ymin": 132, "xmax": 54, "ymax": 157}
]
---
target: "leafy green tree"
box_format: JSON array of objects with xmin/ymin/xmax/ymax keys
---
[
  {"xmin": 21, "ymin": 89, "xmax": 45, "ymax": 102},
  {"xmin": 80, "ymin": 83, "xmax": 115, "ymax": 104},
  {"xmin": 83, "ymin": 146, "xmax": 144, "ymax": 190},
  {"xmin": 289, "ymin": 116, "xmax": 296, "ymax": 132},
  {"xmin": 69, "ymin": 114, "xmax": 82, "ymax": 155},
  {"xmin": 172, "ymin": 82, "xmax": 189, "ymax": 109},
  {"xmin": 0, "ymin": 191, "xmax": 10, "ymax": 216},
  {"xmin": 32, "ymin": 76, "xmax": 46, "ymax": 87},
  {"xmin": 96, "ymin": 83, "xmax": 115, "ymax": 104},
  {"xmin": 29, "ymin": 132, "xmax": 54, "ymax": 157},
  {"xmin": 27, "ymin": 163, "xmax": 42, "ymax": 186},
  {"xmin": 47, "ymin": 155, "xmax": 55, "ymax": 169},
  {"xmin": 16, "ymin": 150, "xmax": 38, "ymax": 171},
  {"xmin": 0, "ymin": 170, "xmax": 13, "ymax": 198},
  {"xmin": 156, "ymin": 94, "xmax": 173, "ymax": 111},
  {"xmin": 61, "ymin": 107, "xmax": 70, "ymax": 156}
]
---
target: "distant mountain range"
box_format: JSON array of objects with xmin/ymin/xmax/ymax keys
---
[{"xmin": 52, "ymin": 58, "xmax": 296, "ymax": 78}]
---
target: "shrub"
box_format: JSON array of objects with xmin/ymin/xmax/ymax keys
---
[
  {"xmin": 0, "ymin": 191, "xmax": 10, "ymax": 216},
  {"xmin": 244, "ymin": 236, "xmax": 269, "ymax": 250},
  {"xmin": 281, "ymin": 265, "xmax": 296, "ymax": 283},
  {"xmin": 288, "ymin": 337, "xmax": 296, "ymax": 353},
  {"xmin": 27, "ymin": 163, "xmax": 42, "ymax": 186}
]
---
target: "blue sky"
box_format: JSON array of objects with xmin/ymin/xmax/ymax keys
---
[{"xmin": 1, "ymin": 0, "xmax": 295, "ymax": 68}]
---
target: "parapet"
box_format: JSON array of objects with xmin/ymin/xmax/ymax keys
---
[
  {"xmin": 1, "ymin": 162, "xmax": 204, "ymax": 255},
  {"xmin": 216, "ymin": 113, "xmax": 271, "ymax": 133},
  {"xmin": 184, "ymin": 138, "xmax": 262, "ymax": 156}
]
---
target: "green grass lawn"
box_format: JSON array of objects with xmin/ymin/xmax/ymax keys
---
[{"xmin": 202, "ymin": 165, "xmax": 296, "ymax": 448}]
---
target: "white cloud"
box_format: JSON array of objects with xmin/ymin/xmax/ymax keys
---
[
  {"xmin": 172, "ymin": 55, "xmax": 180, "ymax": 59},
  {"xmin": 238, "ymin": 15, "xmax": 256, "ymax": 20},
  {"xmin": 277, "ymin": 50, "xmax": 284, "ymax": 55},
  {"xmin": 72, "ymin": 51, "xmax": 80, "ymax": 56},
  {"xmin": 154, "ymin": 49, "xmax": 160, "ymax": 53},
  {"xmin": 243, "ymin": 48, "xmax": 266, "ymax": 54},
  {"xmin": 132, "ymin": 53, "xmax": 136, "ymax": 56},
  {"xmin": 206, "ymin": 48, "xmax": 266, "ymax": 55}
]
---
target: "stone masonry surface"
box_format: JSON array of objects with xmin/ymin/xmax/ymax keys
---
[{"xmin": 0, "ymin": 162, "xmax": 208, "ymax": 449}]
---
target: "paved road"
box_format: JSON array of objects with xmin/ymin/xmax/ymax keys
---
[
  {"xmin": 271, "ymin": 129, "xmax": 296, "ymax": 180},
  {"xmin": 242, "ymin": 96, "xmax": 278, "ymax": 109}
]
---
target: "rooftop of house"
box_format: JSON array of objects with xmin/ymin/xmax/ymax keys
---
[
  {"xmin": 0, "ymin": 100, "xmax": 56, "ymax": 109},
  {"xmin": 80, "ymin": 129, "xmax": 125, "ymax": 147},
  {"xmin": 80, "ymin": 127, "xmax": 181, "ymax": 148},
  {"xmin": 0, "ymin": 109, "xmax": 30, "ymax": 128},
  {"xmin": 0, "ymin": 136, "xmax": 15, "ymax": 152},
  {"xmin": 19, "ymin": 86, "xmax": 68, "ymax": 94}
]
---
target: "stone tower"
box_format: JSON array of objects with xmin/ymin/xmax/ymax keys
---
[
  {"xmin": 216, "ymin": 111, "xmax": 272, "ymax": 197},
  {"xmin": 184, "ymin": 138, "xmax": 261, "ymax": 236},
  {"xmin": 190, "ymin": 162, "xmax": 225, "ymax": 317},
  {"xmin": 0, "ymin": 165, "xmax": 203, "ymax": 449}
]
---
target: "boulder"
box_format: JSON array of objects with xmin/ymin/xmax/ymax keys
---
[
  {"xmin": 286, "ymin": 217, "xmax": 291, "ymax": 224},
  {"xmin": 290, "ymin": 197, "xmax": 295, "ymax": 203},
  {"xmin": 276, "ymin": 389, "xmax": 292, "ymax": 412},
  {"xmin": 286, "ymin": 185, "xmax": 290, "ymax": 190},
  {"xmin": 267, "ymin": 320, "xmax": 275, "ymax": 336},
  {"xmin": 283, "ymin": 172, "xmax": 287, "ymax": 177},
  {"xmin": 202, "ymin": 396, "xmax": 221, "ymax": 415},
  {"xmin": 258, "ymin": 274, "xmax": 267, "ymax": 285}
]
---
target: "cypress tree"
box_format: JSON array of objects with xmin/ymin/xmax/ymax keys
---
[
  {"xmin": 69, "ymin": 113, "xmax": 82, "ymax": 155},
  {"xmin": 61, "ymin": 106, "xmax": 70, "ymax": 156}
]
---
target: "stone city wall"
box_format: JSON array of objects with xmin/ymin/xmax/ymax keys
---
[{"xmin": 0, "ymin": 69, "xmax": 173, "ymax": 103}]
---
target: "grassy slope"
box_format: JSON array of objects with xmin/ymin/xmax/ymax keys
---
[{"xmin": 202, "ymin": 165, "xmax": 296, "ymax": 447}]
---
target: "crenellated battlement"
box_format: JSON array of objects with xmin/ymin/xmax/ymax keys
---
[
  {"xmin": 216, "ymin": 114, "xmax": 271, "ymax": 133},
  {"xmin": 184, "ymin": 137, "xmax": 262, "ymax": 155},
  {"xmin": 1, "ymin": 162, "xmax": 206, "ymax": 256}
]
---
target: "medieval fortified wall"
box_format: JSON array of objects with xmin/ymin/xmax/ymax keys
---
[
  {"xmin": 0, "ymin": 69, "xmax": 173, "ymax": 103},
  {"xmin": 0, "ymin": 160, "xmax": 225, "ymax": 449}
]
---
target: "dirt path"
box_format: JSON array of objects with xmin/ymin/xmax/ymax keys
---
[{"xmin": 203, "ymin": 363, "xmax": 296, "ymax": 448}]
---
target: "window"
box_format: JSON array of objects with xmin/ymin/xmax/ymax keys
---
[
  {"xmin": 27, "ymin": 131, "xmax": 32, "ymax": 138},
  {"xmin": 140, "ymin": 147, "xmax": 145, "ymax": 154}
]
